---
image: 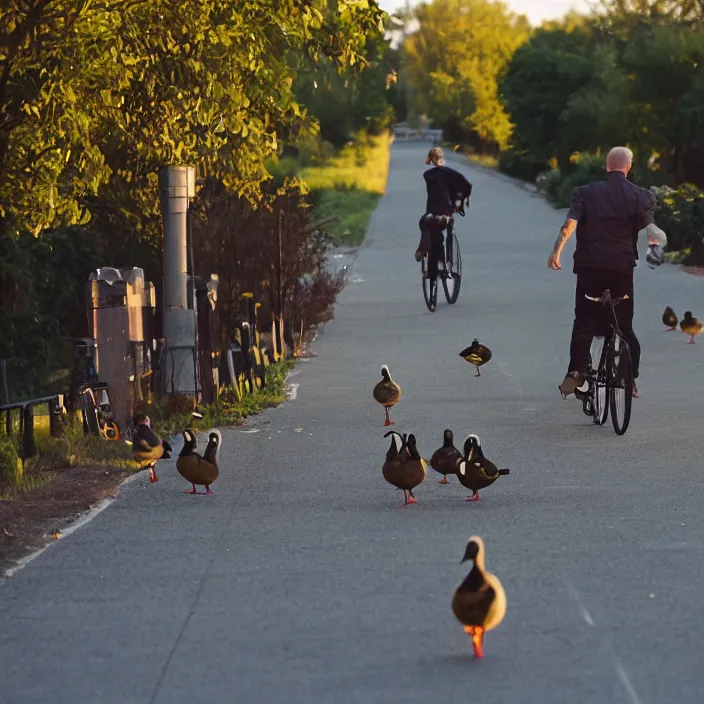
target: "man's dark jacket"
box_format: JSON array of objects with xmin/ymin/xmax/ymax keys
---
[{"xmin": 567, "ymin": 171, "xmax": 656, "ymax": 274}]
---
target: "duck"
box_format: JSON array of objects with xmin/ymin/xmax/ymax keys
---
[
  {"xmin": 429, "ymin": 429, "xmax": 462, "ymax": 484},
  {"xmin": 176, "ymin": 429, "xmax": 221, "ymax": 495},
  {"xmin": 459, "ymin": 339, "xmax": 492, "ymax": 376},
  {"xmin": 382, "ymin": 431, "xmax": 427, "ymax": 508},
  {"xmin": 132, "ymin": 413, "xmax": 165, "ymax": 483},
  {"xmin": 373, "ymin": 365, "xmax": 402, "ymax": 427},
  {"xmin": 457, "ymin": 434, "xmax": 510, "ymax": 502},
  {"xmin": 451, "ymin": 535, "xmax": 507, "ymax": 659},
  {"xmin": 662, "ymin": 307, "xmax": 678, "ymax": 331},
  {"xmin": 680, "ymin": 311, "xmax": 703, "ymax": 344}
]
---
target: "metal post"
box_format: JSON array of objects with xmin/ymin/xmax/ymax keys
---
[
  {"xmin": 0, "ymin": 358, "xmax": 9, "ymax": 405},
  {"xmin": 160, "ymin": 166, "xmax": 197, "ymax": 397}
]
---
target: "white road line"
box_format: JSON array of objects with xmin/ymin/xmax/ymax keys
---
[
  {"xmin": 2, "ymin": 471, "xmax": 142, "ymax": 581},
  {"xmin": 581, "ymin": 607, "xmax": 594, "ymax": 626},
  {"xmin": 617, "ymin": 663, "xmax": 645, "ymax": 704},
  {"xmin": 286, "ymin": 383, "xmax": 299, "ymax": 400}
]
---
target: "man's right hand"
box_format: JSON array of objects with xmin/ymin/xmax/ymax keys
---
[{"xmin": 547, "ymin": 252, "xmax": 562, "ymax": 270}]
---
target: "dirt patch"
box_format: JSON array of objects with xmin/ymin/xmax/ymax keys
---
[
  {"xmin": 682, "ymin": 266, "xmax": 704, "ymax": 277},
  {"xmin": 0, "ymin": 465, "xmax": 135, "ymax": 576}
]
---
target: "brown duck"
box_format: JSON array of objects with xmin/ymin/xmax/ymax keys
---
[
  {"xmin": 429, "ymin": 429, "xmax": 462, "ymax": 484},
  {"xmin": 680, "ymin": 311, "xmax": 703, "ymax": 344},
  {"xmin": 459, "ymin": 339, "xmax": 492, "ymax": 376},
  {"xmin": 457, "ymin": 434, "xmax": 510, "ymax": 502},
  {"xmin": 373, "ymin": 365, "xmax": 402, "ymax": 427},
  {"xmin": 132, "ymin": 414, "xmax": 165, "ymax": 484},
  {"xmin": 177, "ymin": 429, "xmax": 221, "ymax": 495},
  {"xmin": 382, "ymin": 431, "xmax": 426, "ymax": 508},
  {"xmin": 662, "ymin": 307, "xmax": 678, "ymax": 331},
  {"xmin": 451, "ymin": 535, "xmax": 507, "ymax": 659}
]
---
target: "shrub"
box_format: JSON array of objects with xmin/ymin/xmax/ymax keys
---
[
  {"xmin": 652, "ymin": 184, "xmax": 704, "ymax": 263},
  {"xmin": 498, "ymin": 149, "xmax": 548, "ymax": 183},
  {"xmin": 0, "ymin": 433, "xmax": 22, "ymax": 488},
  {"xmin": 538, "ymin": 152, "xmax": 607, "ymax": 208}
]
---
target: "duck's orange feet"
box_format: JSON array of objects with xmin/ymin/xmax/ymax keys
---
[
  {"xmin": 204, "ymin": 486, "xmax": 214, "ymax": 496},
  {"xmin": 688, "ymin": 337, "xmax": 696, "ymax": 344},
  {"xmin": 382, "ymin": 408, "xmax": 394, "ymax": 427},
  {"xmin": 396, "ymin": 490, "xmax": 418, "ymax": 508},
  {"xmin": 439, "ymin": 476, "xmax": 449, "ymax": 484},
  {"xmin": 464, "ymin": 492, "xmax": 481, "ymax": 502},
  {"xmin": 148, "ymin": 465, "xmax": 159, "ymax": 483},
  {"xmin": 464, "ymin": 625, "xmax": 485, "ymax": 658},
  {"xmin": 184, "ymin": 484, "xmax": 198, "ymax": 494}
]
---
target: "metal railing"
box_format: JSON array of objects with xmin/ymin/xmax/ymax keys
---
[{"xmin": 0, "ymin": 395, "xmax": 63, "ymax": 460}]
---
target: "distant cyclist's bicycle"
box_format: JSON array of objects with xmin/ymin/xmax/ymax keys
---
[
  {"xmin": 420, "ymin": 224, "xmax": 462, "ymax": 313},
  {"xmin": 579, "ymin": 289, "xmax": 633, "ymax": 436}
]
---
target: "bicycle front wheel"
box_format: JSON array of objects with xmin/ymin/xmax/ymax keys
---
[
  {"xmin": 421, "ymin": 255, "xmax": 437, "ymax": 312},
  {"xmin": 442, "ymin": 232, "xmax": 462, "ymax": 304},
  {"xmin": 609, "ymin": 335, "xmax": 632, "ymax": 435}
]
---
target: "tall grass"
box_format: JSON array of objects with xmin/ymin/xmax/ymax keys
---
[{"xmin": 299, "ymin": 132, "xmax": 391, "ymax": 247}]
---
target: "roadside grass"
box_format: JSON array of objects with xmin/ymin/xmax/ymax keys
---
[
  {"xmin": 300, "ymin": 132, "xmax": 391, "ymax": 247},
  {"xmin": 0, "ymin": 361, "xmax": 294, "ymax": 496}
]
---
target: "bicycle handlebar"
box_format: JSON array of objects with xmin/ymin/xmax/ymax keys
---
[{"xmin": 584, "ymin": 289, "xmax": 629, "ymax": 306}]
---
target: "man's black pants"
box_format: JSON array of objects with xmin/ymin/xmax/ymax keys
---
[{"xmin": 569, "ymin": 268, "xmax": 641, "ymax": 379}]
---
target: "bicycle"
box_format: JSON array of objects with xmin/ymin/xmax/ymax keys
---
[
  {"xmin": 420, "ymin": 223, "xmax": 462, "ymax": 312},
  {"xmin": 578, "ymin": 289, "xmax": 633, "ymax": 436}
]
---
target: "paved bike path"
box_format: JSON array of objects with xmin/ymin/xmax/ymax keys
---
[{"xmin": 1, "ymin": 142, "xmax": 703, "ymax": 703}]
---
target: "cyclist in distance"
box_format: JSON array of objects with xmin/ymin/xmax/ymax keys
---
[
  {"xmin": 415, "ymin": 146, "xmax": 473, "ymax": 274},
  {"xmin": 547, "ymin": 146, "xmax": 667, "ymax": 399}
]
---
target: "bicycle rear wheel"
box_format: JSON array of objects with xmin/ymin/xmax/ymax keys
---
[
  {"xmin": 442, "ymin": 232, "xmax": 462, "ymax": 304},
  {"xmin": 421, "ymin": 254, "xmax": 437, "ymax": 312},
  {"xmin": 609, "ymin": 334, "xmax": 632, "ymax": 435},
  {"xmin": 591, "ymin": 337, "xmax": 609, "ymax": 425}
]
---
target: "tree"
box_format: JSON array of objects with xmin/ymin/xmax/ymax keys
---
[
  {"xmin": 500, "ymin": 27, "xmax": 596, "ymax": 169},
  {"xmin": 404, "ymin": 0, "xmax": 529, "ymax": 151}
]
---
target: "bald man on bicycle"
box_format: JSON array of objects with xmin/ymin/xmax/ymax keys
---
[{"xmin": 547, "ymin": 146, "xmax": 667, "ymax": 399}]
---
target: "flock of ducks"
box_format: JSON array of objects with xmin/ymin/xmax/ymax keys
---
[
  {"xmin": 373, "ymin": 358, "xmax": 509, "ymax": 656},
  {"xmin": 662, "ymin": 307, "xmax": 703, "ymax": 343}
]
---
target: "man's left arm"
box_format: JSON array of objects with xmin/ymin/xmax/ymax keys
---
[
  {"xmin": 548, "ymin": 188, "xmax": 581, "ymax": 270},
  {"xmin": 638, "ymin": 190, "xmax": 667, "ymax": 246}
]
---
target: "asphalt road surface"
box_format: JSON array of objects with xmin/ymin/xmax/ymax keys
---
[{"xmin": 2, "ymin": 142, "xmax": 703, "ymax": 704}]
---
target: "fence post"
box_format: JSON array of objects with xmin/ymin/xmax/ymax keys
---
[{"xmin": 21, "ymin": 405, "xmax": 37, "ymax": 460}]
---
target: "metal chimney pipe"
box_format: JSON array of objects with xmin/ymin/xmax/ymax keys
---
[{"xmin": 159, "ymin": 165, "xmax": 197, "ymax": 397}]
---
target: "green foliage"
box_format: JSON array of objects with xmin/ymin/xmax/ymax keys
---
[
  {"xmin": 498, "ymin": 149, "xmax": 548, "ymax": 182},
  {"xmin": 537, "ymin": 153, "xmax": 607, "ymax": 207},
  {"xmin": 405, "ymin": 0, "xmax": 530, "ymax": 151},
  {"xmin": 652, "ymin": 184, "xmax": 704, "ymax": 261},
  {"xmin": 152, "ymin": 361, "xmax": 294, "ymax": 438},
  {"xmin": 500, "ymin": 6, "xmax": 704, "ymax": 189},
  {"xmin": 0, "ymin": 432, "xmax": 21, "ymax": 489},
  {"xmin": 310, "ymin": 189, "xmax": 381, "ymax": 247},
  {"xmin": 0, "ymin": 1, "xmax": 387, "ymax": 241}
]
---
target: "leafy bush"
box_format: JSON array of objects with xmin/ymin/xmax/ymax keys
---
[
  {"xmin": 652, "ymin": 184, "xmax": 704, "ymax": 263},
  {"xmin": 0, "ymin": 433, "xmax": 22, "ymax": 489},
  {"xmin": 538, "ymin": 152, "xmax": 607, "ymax": 208},
  {"xmin": 498, "ymin": 149, "xmax": 549, "ymax": 183}
]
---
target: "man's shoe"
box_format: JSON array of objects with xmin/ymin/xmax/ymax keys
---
[
  {"xmin": 415, "ymin": 249, "xmax": 426, "ymax": 262},
  {"xmin": 559, "ymin": 371, "xmax": 584, "ymax": 398}
]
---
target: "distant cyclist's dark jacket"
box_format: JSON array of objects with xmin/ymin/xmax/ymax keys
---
[
  {"xmin": 567, "ymin": 171, "xmax": 656, "ymax": 274},
  {"xmin": 424, "ymin": 166, "xmax": 473, "ymax": 216}
]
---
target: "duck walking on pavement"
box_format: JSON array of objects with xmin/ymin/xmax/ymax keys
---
[
  {"xmin": 429, "ymin": 429, "xmax": 462, "ymax": 484},
  {"xmin": 132, "ymin": 413, "xmax": 165, "ymax": 483},
  {"xmin": 459, "ymin": 339, "xmax": 492, "ymax": 377},
  {"xmin": 680, "ymin": 311, "xmax": 703, "ymax": 344},
  {"xmin": 457, "ymin": 434, "xmax": 510, "ymax": 502},
  {"xmin": 382, "ymin": 431, "xmax": 426, "ymax": 508},
  {"xmin": 373, "ymin": 365, "xmax": 402, "ymax": 427},
  {"xmin": 452, "ymin": 535, "xmax": 506, "ymax": 659},
  {"xmin": 177, "ymin": 429, "xmax": 221, "ymax": 495},
  {"xmin": 662, "ymin": 307, "xmax": 678, "ymax": 331}
]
